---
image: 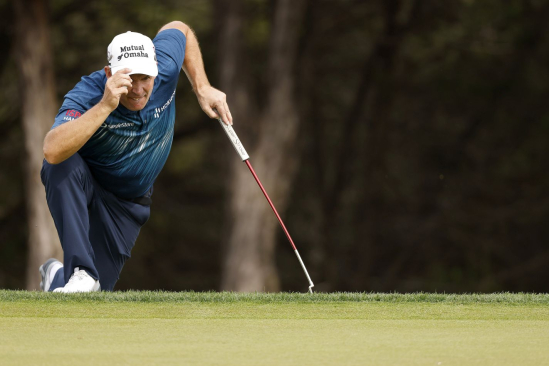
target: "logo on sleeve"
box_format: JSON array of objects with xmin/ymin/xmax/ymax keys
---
[
  {"xmin": 63, "ymin": 110, "xmax": 81, "ymax": 121},
  {"xmin": 154, "ymin": 90, "xmax": 176, "ymax": 119}
]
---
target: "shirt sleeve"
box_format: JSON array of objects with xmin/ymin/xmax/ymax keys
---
[
  {"xmin": 51, "ymin": 71, "xmax": 105, "ymax": 129},
  {"xmin": 153, "ymin": 29, "xmax": 187, "ymax": 78},
  {"xmin": 52, "ymin": 106, "xmax": 84, "ymax": 129}
]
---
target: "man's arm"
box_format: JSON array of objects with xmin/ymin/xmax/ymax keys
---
[
  {"xmin": 158, "ymin": 21, "xmax": 233, "ymax": 125},
  {"xmin": 43, "ymin": 69, "xmax": 133, "ymax": 164}
]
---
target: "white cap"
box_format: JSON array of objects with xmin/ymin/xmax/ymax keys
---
[{"xmin": 107, "ymin": 31, "xmax": 158, "ymax": 77}]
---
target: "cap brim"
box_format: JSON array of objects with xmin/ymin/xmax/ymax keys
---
[{"xmin": 110, "ymin": 62, "xmax": 158, "ymax": 77}]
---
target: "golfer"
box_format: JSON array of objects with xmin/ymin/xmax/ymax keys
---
[{"xmin": 38, "ymin": 21, "xmax": 232, "ymax": 293}]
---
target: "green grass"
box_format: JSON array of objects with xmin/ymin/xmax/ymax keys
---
[{"xmin": 1, "ymin": 291, "xmax": 549, "ymax": 365}]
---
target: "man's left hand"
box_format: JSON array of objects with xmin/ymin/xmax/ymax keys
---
[{"xmin": 196, "ymin": 86, "xmax": 233, "ymax": 125}]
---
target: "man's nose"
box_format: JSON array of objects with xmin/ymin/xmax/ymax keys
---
[{"xmin": 131, "ymin": 82, "xmax": 143, "ymax": 95}]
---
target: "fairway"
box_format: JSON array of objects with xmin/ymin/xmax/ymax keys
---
[{"xmin": 1, "ymin": 292, "xmax": 548, "ymax": 365}]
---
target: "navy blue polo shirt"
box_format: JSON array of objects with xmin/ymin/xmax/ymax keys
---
[{"xmin": 52, "ymin": 29, "xmax": 186, "ymax": 199}]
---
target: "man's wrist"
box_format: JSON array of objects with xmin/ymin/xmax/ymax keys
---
[
  {"xmin": 194, "ymin": 84, "xmax": 212, "ymax": 97},
  {"xmin": 96, "ymin": 100, "xmax": 116, "ymax": 114}
]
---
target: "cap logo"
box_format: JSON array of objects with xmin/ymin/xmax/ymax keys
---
[{"xmin": 117, "ymin": 45, "xmax": 149, "ymax": 62}]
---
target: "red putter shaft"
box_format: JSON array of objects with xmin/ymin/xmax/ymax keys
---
[
  {"xmin": 216, "ymin": 116, "xmax": 314, "ymax": 293},
  {"xmin": 244, "ymin": 159, "xmax": 314, "ymax": 293},
  {"xmin": 244, "ymin": 160, "xmax": 297, "ymax": 251}
]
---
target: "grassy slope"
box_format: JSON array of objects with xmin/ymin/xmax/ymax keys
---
[{"xmin": 1, "ymin": 291, "xmax": 549, "ymax": 366}]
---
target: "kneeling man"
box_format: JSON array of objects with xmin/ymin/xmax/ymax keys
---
[{"xmin": 39, "ymin": 21, "xmax": 232, "ymax": 293}]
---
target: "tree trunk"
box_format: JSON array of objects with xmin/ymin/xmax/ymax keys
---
[
  {"xmin": 221, "ymin": 0, "xmax": 307, "ymax": 291},
  {"xmin": 14, "ymin": 0, "xmax": 62, "ymax": 290}
]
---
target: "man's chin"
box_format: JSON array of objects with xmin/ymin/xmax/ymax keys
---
[{"xmin": 120, "ymin": 97, "xmax": 148, "ymax": 111}]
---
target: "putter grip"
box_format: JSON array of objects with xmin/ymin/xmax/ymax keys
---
[{"xmin": 218, "ymin": 119, "xmax": 249, "ymax": 161}]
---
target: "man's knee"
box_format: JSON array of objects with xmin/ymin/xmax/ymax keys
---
[
  {"xmin": 41, "ymin": 153, "xmax": 88, "ymax": 187},
  {"xmin": 41, "ymin": 153, "xmax": 95, "ymax": 205}
]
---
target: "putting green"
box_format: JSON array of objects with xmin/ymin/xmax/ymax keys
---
[{"xmin": 1, "ymin": 291, "xmax": 548, "ymax": 365}]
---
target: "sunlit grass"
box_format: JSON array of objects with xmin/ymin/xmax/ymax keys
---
[{"xmin": 1, "ymin": 290, "xmax": 548, "ymax": 365}]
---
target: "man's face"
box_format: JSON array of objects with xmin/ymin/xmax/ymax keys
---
[
  {"xmin": 120, "ymin": 73, "xmax": 155, "ymax": 111},
  {"xmin": 105, "ymin": 67, "xmax": 155, "ymax": 111}
]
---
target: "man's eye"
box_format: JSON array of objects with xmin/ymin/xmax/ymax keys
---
[{"xmin": 143, "ymin": 76, "xmax": 150, "ymax": 81}]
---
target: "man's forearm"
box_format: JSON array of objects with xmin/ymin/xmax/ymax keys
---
[
  {"xmin": 180, "ymin": 25, "xmax": 232, "ymax": 123},
  {"xmin": 182, "ymin": 28, "xmax": 210, "ymax": 94},
  {"xmin": 158, "ymin": 21, "xmax": 232, "ymax": 123},
  {"xmin": 43, "ymin": 102, "xmax": 112, "ymax": 164}
]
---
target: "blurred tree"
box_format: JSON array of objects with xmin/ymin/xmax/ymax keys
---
[
  {"xmin": 219, "ymin": 0, "xmax": 307, "ymax": 291},
  {"xmin": 14, "ymin": 0, "xmax": 61, "ymax": 290}
]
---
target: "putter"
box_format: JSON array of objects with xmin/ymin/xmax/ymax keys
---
[{"xmin": 217, "ymin": 117, "xmax": 314, "ymax": 294}]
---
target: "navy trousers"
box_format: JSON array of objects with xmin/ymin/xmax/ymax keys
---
[{"xmin": 41, "ymin": 153, "xmax": 151, "ymax": 291}]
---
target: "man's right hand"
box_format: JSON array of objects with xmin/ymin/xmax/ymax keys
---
[
  {"xmin": 101, "ymin": 68, "xmax": 133, "ymax": 111},
  {"xmin": 44, "ymin": 68, "xmax": 132, "ymax": 164}
]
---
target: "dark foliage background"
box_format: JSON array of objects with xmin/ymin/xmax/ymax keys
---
[{"xmin": 0, "ymin": 0, "xmax": 547, "ymax": 292}]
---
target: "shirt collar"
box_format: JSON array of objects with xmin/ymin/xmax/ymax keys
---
[{"xmin": 117, "ymin": 103, "xmax": 138, "ymax": 116}]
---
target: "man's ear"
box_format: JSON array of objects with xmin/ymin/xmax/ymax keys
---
[{"xmin": 104, "ymin": 66, "xmax": 112, "ymax": 78}]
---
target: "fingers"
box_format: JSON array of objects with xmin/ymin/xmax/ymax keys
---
[
  {"xmin": 107, "ymin": 72, "xmax": 132, "ymax": 90},
  {"xmin": 198, "ymin": 87, "xmax": 233, "ymax": 125},
  {"xmin": 223, "ymin": 101, "xmax": 233, "ymax": 125},
  {"xmin": 102, "ymin": 71, "xmax": 132, "ymax": 111},
  {"xmin": 115, "ymin": 87, "xmax": 129, "ymax": 96},
  {"xmin": 119, "ymin": 78, "xmax": 133, "ymax": 88},
  {"xmin": 116, "ymin": 69, "xmax": 133, "ymax": 88},
  {"xmin": 214, "ymin": 104, "xmax": 231, "ymax": 125},
  {"xmin": 204, "ymin": 105, "xmax": 220, "ymax": 120},
  {"xmin": 115, "ymin": 72, "xmax": 132, "ymax": 85},
  {"xmin": 213, "ymin": 98, "xmax": 233, "ymax": 125}
]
